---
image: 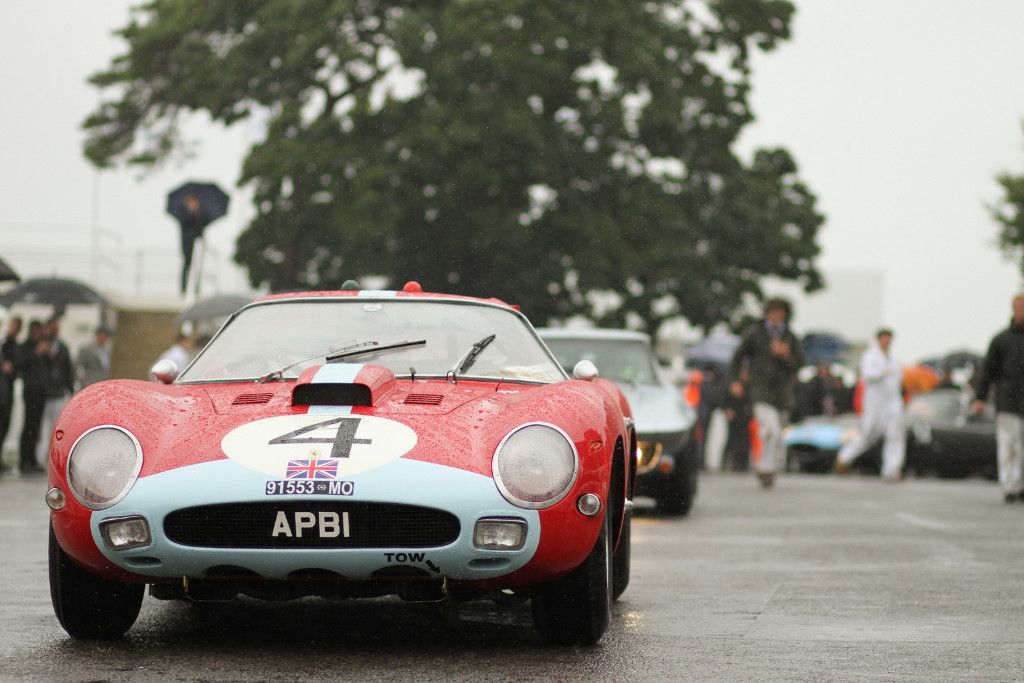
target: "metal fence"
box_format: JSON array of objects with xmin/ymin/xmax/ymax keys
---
[{"xmin": 0, "ymin": 222, "xmax": 233, "ymax": 297}]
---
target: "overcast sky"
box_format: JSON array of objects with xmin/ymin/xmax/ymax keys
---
[{"xmin": 1, "ymin": 0, "xmax": 1023, "ymax": 361}]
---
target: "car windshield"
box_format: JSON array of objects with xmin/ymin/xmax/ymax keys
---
[
  {"xmin": 543, "ymin": 337, "xmax": 659, "ymax": 385},
  {"xmin": 178, "ymin": 299, "xmax": 565, "ymax": 384},
  {"xmin": 907, "ymin": 391, "xmax": 964, "ymax": 422}
]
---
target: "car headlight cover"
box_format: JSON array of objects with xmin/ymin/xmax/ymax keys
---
[
  {"xmin": 67, "ymin": 426, "xmax": 143, "ymax": 510},
  {"xmin": 493, "ymin": 423, "xmax": 578, "ymax": 509}
]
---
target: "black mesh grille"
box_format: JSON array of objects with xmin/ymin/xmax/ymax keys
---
[{"xmin": 164, "ymin": 501, "xmax": 460, "ymax": 549}]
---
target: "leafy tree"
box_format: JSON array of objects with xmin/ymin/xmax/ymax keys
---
[
  {"xmin": 992, "ymin": 126, "xmax": 1024, "ymax": 276},
  {"xmin": 85, "ymin": 0, "xmax": 823, "ymax": 332}
]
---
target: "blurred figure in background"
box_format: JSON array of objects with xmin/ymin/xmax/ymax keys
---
[
  {"xmin": 77, "ymin": 326, "xmax": 113, "ymax": 388},
  {"xmin": 157, "ymin": 332, "xmax": 196, "ymax": 374},
  {"xmin": 0, "ymin": 316, "xmax": 21, "ymax": 468},
  {"xmin": 730, "ymin": 298, "xmax": 803, "ymax": 488},
  {"xmin": 804, "ymin": 362, "xmax": 846, "ymax": 417},
  {"xmin": 16, "ymin": 321, "xmax": 48, "ymax": 473},
  {"xmin": 699, "ymin": 365, "xmax": 728, "ymax": 471},
  {"xmin": 722, "ymin": 367, "xmax": 753, "ymax": 472},
  {"xmin": 835, "ymin": 329, "xmax": 905, "ymax": 480},
  {"xmin": 37, "ymin": 317, "xmax": 74, "ymax": 465},
  {"xmin": 974, "ymin": 293, "xmax": 1024, "ymax": 503}
]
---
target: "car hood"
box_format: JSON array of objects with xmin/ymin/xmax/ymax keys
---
[
  {"xmin": 614, "ymin": 381, "xmax": 695, "ymax": 435},
  {"xmin": 55, "ymin": 363, "xmax": 621, "ymax": 483}
]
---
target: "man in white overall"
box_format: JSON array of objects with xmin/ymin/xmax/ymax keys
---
[
  {"xmin": 973, "ymin": 294, "xmax": 1024, "ymax": 503},
  {"xmin": 835, "ymin": 329, "xmax": 905, "ymax": 480}
]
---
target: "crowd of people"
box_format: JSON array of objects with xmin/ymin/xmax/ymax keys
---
[
  {"xmin": 701, "ymin": 292, "xmax": 1024, "ymax": 504},
  {"xmin": 0, "ymin": 316, "xmax": 112, "ymax": 474},
  {"xmin": 0, "ymin": 314, "xmax": 208, "ymax": 476}
]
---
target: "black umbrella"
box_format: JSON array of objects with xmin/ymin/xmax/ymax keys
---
[
  {"xmin": 175, "ymin": 294, "xmax": 253, "ymax": 323},
  {"xmin": 0, "ymin": 256, "xmax": 19, "ymax": 283},
  {"xmin": 166, "ymin": 181, "xmax": 230, "ymax": 227},
  {"xmin": 0, "ymin": 277, "xmax": 107, "ymax": 309}
]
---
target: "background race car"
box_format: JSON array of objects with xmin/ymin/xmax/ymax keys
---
[{"xmin": 539, "ymin": 328, "xmax": 698, "ymax": 514}]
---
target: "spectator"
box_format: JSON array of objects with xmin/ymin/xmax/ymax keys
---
[
  {"xmin": 804, "ymin": 362, "xmax": 846, "ymax": 417},
  {"xmin": 15, "ymin": 321, "xmax": 48, "ymax": 473},
  {"xmin": 37, "ymin": 317, "xmax": 74, "ymax": 465},
  {"xmin": 0, "ymin": 316, "xmax": 21, "ymax": 468},
  {"xmin": 699, "ymin": 365, "xmax": 729, "ymax": 470},
  {"xmin": 722, "ymin": 368, "xmax": 753, "ymax": 472},
  {"xmin": 974, "ymin": 293, "xmax": 1024, "ymax": 503},
  {"xmin": 157, "ymin": 332, "xmax": 196, "ymax": 375},
  {"xmin": 730, "ymin": 298, "xmax": 803, "ymax": 488},
  {"xmin": 77, "ymin": 326, "xmax": 114, "ymax": 388},
  {"xmin": 835, "ymin": 329, "xmax": 905, "ymax": 480}
]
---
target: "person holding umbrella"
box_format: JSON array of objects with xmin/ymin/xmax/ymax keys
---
[
  {"xmin": 166, "ymin": 181, "xmax": 230, "ymax": 295},
  {"xmin": 15, "ymin": 321, "xmax": 49, "ymax": 473}
]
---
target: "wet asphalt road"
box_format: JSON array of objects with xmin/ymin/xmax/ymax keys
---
[{"xmin": 3, "ymin": 471, "xmax": 1024, "ymax": 682}]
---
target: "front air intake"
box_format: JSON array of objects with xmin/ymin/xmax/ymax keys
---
[{"xmin": 292, "ymin": 383, "xmax": 371, "ymax": 407}]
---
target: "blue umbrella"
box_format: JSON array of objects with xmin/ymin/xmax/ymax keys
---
[
  {"xmin": 166, "ymin": 181, "xmax": 230, "ymax": 229},
  {"xmin": 801, "ymin": 332, "xmax": 849, "ymax": 365}
]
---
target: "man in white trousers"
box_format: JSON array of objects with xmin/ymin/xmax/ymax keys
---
[
  {"xmin": 973, "ymin": 294, "xmax": 1024, "ymax": 503},
  {"xmin": 835, "ymin": 329, "xmax": 905, "ymax": 480},
  {"xmin": 730, "ymin": 298, "xmax": 802, "ymax": 488}
]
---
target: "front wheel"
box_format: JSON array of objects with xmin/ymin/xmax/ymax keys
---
[
  {"xmin": 49, "ymin": 523, "xmax": 144, "ymax": 639},
  {"xmin": 611, "ymin": 507, "xmax": 631, "ymax": 600},
  {"xmin": 531, "ymin": 510, "xmax": 612, "ymax": 645}
]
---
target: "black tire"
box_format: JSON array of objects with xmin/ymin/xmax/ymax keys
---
[
  {"xmin": 49, "ymin": 523, "xmax": 144, "ymax": 639},
  {"xmin": 531, "ymin": 509, "xmax": 612, "ymax": 646},
  {"xmin": 657, "ymin": 466, "xmax": 696, "ymax": 515},
  {"xmin": 611, "ymin": 507, "xmax": 631, "ymax": 600}
]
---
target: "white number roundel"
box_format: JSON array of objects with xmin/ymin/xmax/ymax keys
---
[{"xmin": 221, "ymin": 414, "xmax": 417, "ymax": 478}]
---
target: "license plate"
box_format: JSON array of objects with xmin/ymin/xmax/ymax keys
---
[
  {"xmin": 265, "ymin": 480, "xmax": 355, "ymax": 496},
  {"xmin": 272, "ymin": 510, "xmax": 351, "ymax": 538}
]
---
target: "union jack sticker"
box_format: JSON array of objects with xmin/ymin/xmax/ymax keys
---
[{"xmin": 285, "ymin": 459, "xmax": 338, "ymax": 480}]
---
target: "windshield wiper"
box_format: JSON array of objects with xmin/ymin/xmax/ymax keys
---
[
  {"xmin": 256, "ymin": 339, "xmax": 426, "ymax": 383},
  {"xmin": 326, "ymin": 339, "xmax": 426, "ymax": 362},
  {"xmin": 451, "ymin": 333, "xmax": 496, "ymax": 377}
]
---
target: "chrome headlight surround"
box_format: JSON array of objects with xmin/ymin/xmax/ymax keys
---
[
  {"xmin": 492, "ymin": 422, "xmax": 579, "ymax": 510},
  {"xmin": 66, "ymin": 426, "xmax": 143, "ymax": 511}
]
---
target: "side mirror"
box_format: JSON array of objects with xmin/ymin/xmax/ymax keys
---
[
  {"xmin": 150, "ymin": 359, "xmax": 179, "ymax": 385},
  {"xmin": 572, "ymin": 360, "xmax": 599, "ymax": 381}
]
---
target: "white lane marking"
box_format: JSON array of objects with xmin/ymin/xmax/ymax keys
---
[{"xmin": 895, "ymin": 512, "xmax": 952, "ymax": 531}]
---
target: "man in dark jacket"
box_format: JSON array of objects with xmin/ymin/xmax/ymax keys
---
[
  {"xmin": 16, "ymin": 321, "xmax": 49, "ymax": 473},
  {"xmin": 36, "ymin": 317, "xmax": 75, "ymax": 465},
  {"xmin": 974, "ymin": 293, "xmax": 1024, "ymax": 503},
  {"xmin": 730, "ymin": 298, "xmax": 803, "ymax": 488},
  {"xmin": 0, "ymin": 316, "xmax": 21, "ymax": 469}
]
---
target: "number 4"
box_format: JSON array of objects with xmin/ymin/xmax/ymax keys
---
[{"xmin": 268, "ymin": 417, "xmax": 371, "ymax": 459}]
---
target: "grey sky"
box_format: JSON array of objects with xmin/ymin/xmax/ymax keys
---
[{"xmin": 1, "ymin": 0, "xmax": 1022, "ymax": 360}]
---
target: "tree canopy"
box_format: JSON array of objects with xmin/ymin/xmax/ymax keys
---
[
  {"xmin": 992, "ymin": 125, "xmax": 1024, "ymax": 277},
  {"xmin": 85, "ymin": 0, "xmax": 824, "ymax": 332}
]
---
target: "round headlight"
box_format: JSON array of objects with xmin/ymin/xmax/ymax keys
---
[
  {"xmin": 493, "ymin": 423, "xmax": 578, "ymax": 509},
  {"xmin": 67, "ymin": 426, "xmax": 142, "ymax": 510}
]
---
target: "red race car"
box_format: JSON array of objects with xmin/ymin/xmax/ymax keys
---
[{"xmin": 46, "ymin": 284, "xmax": 636, "ymax": 645}]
